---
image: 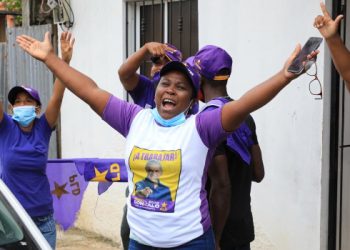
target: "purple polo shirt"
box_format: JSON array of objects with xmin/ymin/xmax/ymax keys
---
[{"xmin": 0, "ymin": 113, "xmax": 53, "ymax": 217}]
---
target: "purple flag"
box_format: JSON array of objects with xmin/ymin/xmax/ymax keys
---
[
  {"xmin": 47, "ymin": 159, "xmax": 89, "ymax": 231},
  {"xmin": 82, "ymin": 158, "xmax": 128, "ymax": 183},
  {"xmin": 47, "ymin": 158, "xmax": 128, "ymax": 230}
]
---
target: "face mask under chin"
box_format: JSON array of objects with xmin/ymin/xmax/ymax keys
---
[{"xmin": 151, "ymin": 100, "xmax": 193, "ymax": 127}]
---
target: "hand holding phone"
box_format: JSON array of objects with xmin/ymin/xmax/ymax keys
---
[{"xmin": 287, "ymin": 37, "xmax": 323, "ymax": 74}]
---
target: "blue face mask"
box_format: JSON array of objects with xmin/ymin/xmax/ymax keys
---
[
  {"xmin": 151, "ymin": 108, "xmax": 186, "ymax": 127},
  {"xmin": 12, "ymin": 106, "xmax": 37, "ymax": 127}
]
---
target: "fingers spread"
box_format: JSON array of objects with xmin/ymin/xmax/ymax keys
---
[
  {"xmin": 334, "ymin": 14, "xmax": 344, "ymax": 26},
  {"xmin": 70, "ymin": 37, "xmax": 75, "ymax": 47},
  {"xmin": 320, "ymin": 2, "xmax": 330, "ymax": 18}
]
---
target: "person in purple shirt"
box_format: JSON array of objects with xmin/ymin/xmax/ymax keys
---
[
  {"xmin": 0, "ymin": 32, "xmax": 75, "ymax": 249},
  {"xmin": 16, "ymin": 32, "xmax": 318, "ymax": 249},
  {"xmin": 194, "ymin": 45, "xmax": 265, "ymax": 250}
]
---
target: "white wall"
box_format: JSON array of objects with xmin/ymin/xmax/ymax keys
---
[
  {"xmin": 59, "ymin": 0, "xmax": 330, "ymax": 249},
  {"xmin": 59, "ymin": 0, "xmax": 127, "ymax": 245},
  {"xmin": 198, "ymin": 0, "xmax": 328, "ymax": 249}
]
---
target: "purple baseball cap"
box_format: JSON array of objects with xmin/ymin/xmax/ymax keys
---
[
  {"xmin": 160, "ymin": 61, "xmax": 200, "ymax": 97},
  {"xmin": 164, "ymin": 43, "xmax": 182, "ymax": 62},
  {"xmin": 8, "ymin": 85, "xmax": 42, "ymax": 106},
  {"xmin": 194, "ymin": 45, "xmax": 232, "ymax": 81},
  {"xmin": 184, "ymin": 56, "xmax": 195, "ymax": 68}
]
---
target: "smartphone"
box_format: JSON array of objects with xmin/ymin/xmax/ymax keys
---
[{"xmin": 287, "ymin": 37, "xmax": 323, "ymax": 74}]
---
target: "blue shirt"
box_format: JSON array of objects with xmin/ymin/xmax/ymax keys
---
[
  {"xmin": 0, "ymin": 113, "xmax": 53, "ymax": 217},
  {"xmin": 135, "ymin": 178, "xmax": 172, "ymax": 201}
]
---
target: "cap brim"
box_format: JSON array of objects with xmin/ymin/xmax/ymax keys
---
[
  {"xmin": 160, "ymin": 61, "xmax": 198, "ymax": 96},
  {"xmin": 160, "ymin": 61, "xmax": 193, "ymax": 84},
  {"xmin": 8, "ymin": 86, "xmax": 41, "ymax": 106}
]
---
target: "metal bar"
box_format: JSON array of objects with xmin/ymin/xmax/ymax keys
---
[
  {"xmin": 161, "ymin": 0, "xmax": 164, "ymax": 43},
  {"xmin": 338, "ymin": 2, "xmax": 347, "ymax": 249},
  {"xmin": 152, "ymin": 0, "xmax": 154, "ymax": 41},
  {"xmin": 328, "ymin": 0, "xmax": 342, "ymax": 248},
  {"xmin": 179, "ymin": 0, "xmax": 182, "ymax": 49},
  {"xmin": 189, "ymin": 0, "xmax": 191, "ymax": 52},
  {"xmin": 169, "ymin": 0, "xmax": 172, "ymax": 42},
  {"xmin": 125, "ymin": 2, "xmax": 130, "ymax": 102}
]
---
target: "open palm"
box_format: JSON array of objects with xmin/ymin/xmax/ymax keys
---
[
  {"xmin": 16, "ymin": 32, "xmax": 53, "ymax": 62},
  {"xmin": 60, "ymin": 32, "xmax": 75, "ymax": 63}
]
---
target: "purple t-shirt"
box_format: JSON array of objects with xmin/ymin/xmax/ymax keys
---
[
  {"xmin": 102, "ymin": 96, "xmax": 228, "ymax": 246},
  {"xmin": 128, "ymin": 75, "xmax": 156, "ymax": 109},
  {"xmin": 0, "ymin": 113, "xmax": 53, "ymax": 217},
  {"xmin": 102, "ymin": 95, "xmax": 226, "ymax": 147}
]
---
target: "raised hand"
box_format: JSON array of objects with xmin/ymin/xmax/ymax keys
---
[
  {"xmin": 145, "ymin": 42, "xmax": 175, "ymax": 58},
  {"xmin": 314, "ymin": 2, "xmax": 343, "ymax": 39},
  {"xmin": 16, "ymin": 32, "xmax": 53, "ymax": 62},
  {"xmin": 60, "ymin": 32, "xmax": 75, "ymax": 63},
  {"xmin": 283, "ymin": 44, "xmax": 319, "ymax": 80}
]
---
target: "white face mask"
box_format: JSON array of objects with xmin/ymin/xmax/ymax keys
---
[{"xmin": 12, "ymin": 105, "xmax": 36, "ymax": 127}]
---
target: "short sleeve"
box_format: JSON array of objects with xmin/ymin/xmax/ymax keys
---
[
  {"xmin": 196, "ymin": 108, "xmax": 229, "ymax": 148},
  {"xmin": 102, "ymin": 95, "xmax": 142, "ymax": 137}
]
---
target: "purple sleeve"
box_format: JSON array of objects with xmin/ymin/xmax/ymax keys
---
[
  {"xmin": 102, "ymin": 95, "xmax": 142, "ymax": 137},
  {"xmin": 128, "ymin": 75, "xmax": 156, "ymax": 108},
  {"xmin": 196, "ymin": 107, "xmax": 229, "ymax": 148},
  {"xmin": 0, "ymin": 113, "xmax": 11, "ymax": 132}
]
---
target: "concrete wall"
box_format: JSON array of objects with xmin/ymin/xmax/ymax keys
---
[
  {"xmin": 59, "ymin": 0, "xmax": 330, "ymax": 249},
  {"xmin": 198, "ymin": 1, "xmax": 328, "ymax": 249}
]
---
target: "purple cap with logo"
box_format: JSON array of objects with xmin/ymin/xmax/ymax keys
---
[
  {"xmin": 8, "ymin": 85, "xmax": 42, "ymax": 106},
  {"xmin": 160, "ymin": 61, "xmax": 200, "ymax": 97},
  {"xmin": 164, "ymin": 43, "xmax": 182, "ymax": 62},
  {"xmin": 194, "ymin": 45, "xmax": 232, "ymax": 81}
]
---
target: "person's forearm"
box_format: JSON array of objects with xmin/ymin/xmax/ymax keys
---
[
  {"xmin": 222, "ymin": 70, "xmax": 290, "ymax": 132},
  {"xmin": 210, "ymin": 186, "xmax": 230, "ymax": 247},
  {"xmin": 326, "ymin": 35, "xmax": 350, "ymax": 85},
  {"xmin": 44, "ymin": 52, "xmax": 109, "ymax": 115},
  {"xmin": 118, "ymin": 46, "xmax": 148, "ymax": 89},
  {"xmin": 251, "ymin": 144, "xmax": 265, "ymax": 183}
]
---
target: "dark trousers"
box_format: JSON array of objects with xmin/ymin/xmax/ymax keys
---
[
  {"xmin": 221, "ymin": 243, "xmax": 250, "ymax": 250},
  {"xmin": 128, "ymin": 227, "xmax": 215, "ymax": 250},
  {"xmin": 121, "ymin": 204, "xmax": 130, "ymax": 250}
]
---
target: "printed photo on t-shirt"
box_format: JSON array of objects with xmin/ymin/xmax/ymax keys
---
[{"xmin": 128, "ymin": 146, "xmax": 182, "ymax": 213}]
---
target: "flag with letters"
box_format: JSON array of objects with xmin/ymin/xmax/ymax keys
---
[{"xmin": 47, "ymin": 158, "xmax": 128, "ymax": 230}]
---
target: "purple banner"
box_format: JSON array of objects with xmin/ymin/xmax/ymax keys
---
[
  {"xmin": 47, "ymin": 160, "xmax": 89, "ymax": 231},
  {"xmin": 47, "ymin": 158, "xmax": 128, "ymax": 230},
  {"xmin": 82, "ymin": 158, "xmax": 128, "ymax": 183}
]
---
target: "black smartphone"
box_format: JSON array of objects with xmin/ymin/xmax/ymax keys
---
[{"xmin": 287, "ymin": 37, "xmax": 323, "ymax": 74}]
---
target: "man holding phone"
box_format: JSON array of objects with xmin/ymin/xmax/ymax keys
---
[
  {"xmin": 194, "ymin": 45, "xmax": 265, "ymax": 250},
  {"xmin": 314, "ymin": 2, "xmax": 350, "ymax": 92}
]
